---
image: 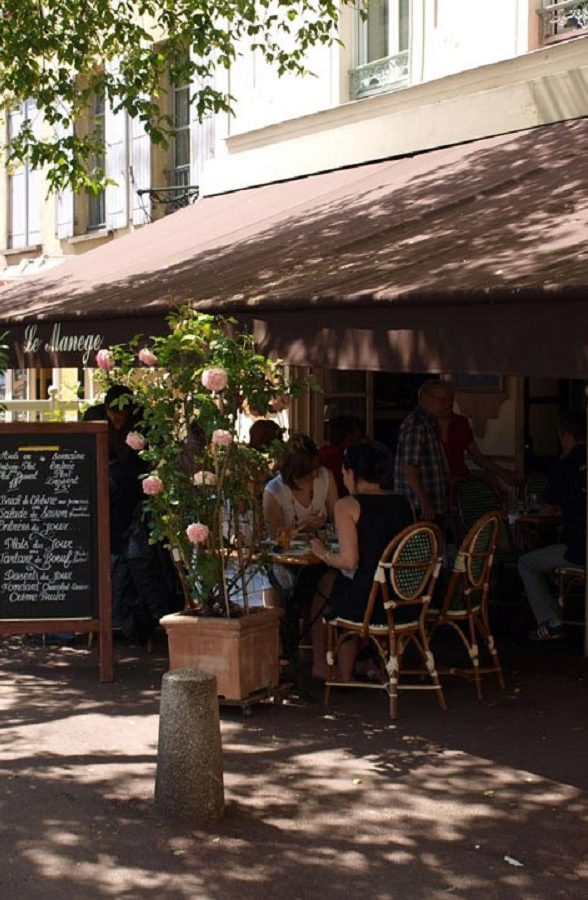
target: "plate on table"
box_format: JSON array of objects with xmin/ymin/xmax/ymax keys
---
[{"xmin": 289, "ymin": 540, "xmax": 310, "ymax": 551}]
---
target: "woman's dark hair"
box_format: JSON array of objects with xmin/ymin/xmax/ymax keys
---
[
  {"xmin": 249, "ymin": 419, "xmax": 284, "ymax": 451},
  {"xmin": 342, "ymin": 441, "xmax": 391, "ymax": 486},
  {"xmin": 280, "ymin": 433, "xmax": 320, "ymax": 488},
  {"xmin": 104, "ymin": 384, "xmax": 134, "ymax": 410}
]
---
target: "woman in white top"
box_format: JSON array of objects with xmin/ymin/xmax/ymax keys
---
[{"xmin": 263, "ymin": 434, "xmax": 337, "ymax": 538}]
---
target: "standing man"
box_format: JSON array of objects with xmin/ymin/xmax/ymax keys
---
[
  {"xmin": 393, "ymin": 380, "xmax": 449, "ymax": 522},
  {"xmin": 518, "ymin": 412, "xmax": 586, "ymax": 640},
  {"xmin": 434, "ymin": 381, "xmax": 518, "ymax": 488}
]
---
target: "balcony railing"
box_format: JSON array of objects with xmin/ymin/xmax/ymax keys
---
[
  {"xmin": 539, "ymin": 1, "xmax": 588, "ymax": 43},
  {"xmin": 350, "ymin": 50, "xmax": 410, "ymax": 100},
  {"xmin": 137, "ymin": 184, "xmax": 199, "ymax": 218}
]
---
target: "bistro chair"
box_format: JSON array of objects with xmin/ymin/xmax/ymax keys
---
[
  {"xmin": 427, "ymin": 511, "xmax": 505, "ymax": 701},
  {"xmin": 555, "ymin": 565, "xmax": 586, "ymax": 629},
  {"xmin": 324, "ymin": 522, "xmax": 446, "ymax": 720},
  {"xmin": 455, "ymin": 475, "xmax": 519, "ymax": 590}
]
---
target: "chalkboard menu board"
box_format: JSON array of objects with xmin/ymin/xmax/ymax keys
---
[
  {"xmin": 0, "ymin": 423, "xmax": 112, "ymax": 681},
  {"xmin": 0, "ymin": 432, "xmax": 100, "ymax": 619}
]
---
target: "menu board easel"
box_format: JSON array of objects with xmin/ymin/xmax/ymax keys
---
[{"xmin": 0, "ymin": 422, "xmax": 112, "ymax": 681}]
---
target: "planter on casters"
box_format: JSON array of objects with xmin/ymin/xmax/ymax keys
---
[{"xmin": 160, "ymin": 606, "xmax": 282, "ymax": 704}]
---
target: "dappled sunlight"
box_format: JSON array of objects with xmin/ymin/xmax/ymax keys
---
[{"xmin": 1, "ymin": 634, "xmax": 587, "ymax": 897}]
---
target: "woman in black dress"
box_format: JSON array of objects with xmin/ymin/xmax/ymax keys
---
[{"xmin": 309, "ymin": 442, "xmax": 413, "ymax": 681}]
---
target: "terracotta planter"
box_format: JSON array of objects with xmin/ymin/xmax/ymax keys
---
[{"xmin": 160, "ymin": 607, "xmax": 281, "ymax": 701}]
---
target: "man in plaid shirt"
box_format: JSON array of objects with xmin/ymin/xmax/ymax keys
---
[{"xmin": 393, "ymin": 381, "xmax": 449, "ymax": 522}]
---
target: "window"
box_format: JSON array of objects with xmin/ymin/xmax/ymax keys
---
[
  {"xmin": 87, "ymin": 93, "xmax": 106, "ymax": 230},
  {"xmin": 170, "ymin": 72, "xmax": 191, "ymax": 190},
  {"xmin": 7, "ymin": 100, "xmax": 41, "ymax": 249},
  {"xmin": 351, "ymin": 0, "xmax": 410, "ymax": 99},
  {"xmin": 540, "ymin": 1, "xmax": 588, "ymax": 43}
]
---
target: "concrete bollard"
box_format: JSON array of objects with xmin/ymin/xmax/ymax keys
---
[{"xmin": 154, "ymin": 668, "xmax": 224, "ymax": 823}]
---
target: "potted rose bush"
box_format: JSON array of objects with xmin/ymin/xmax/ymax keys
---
[{"xmin": 96, "ymin": 307, "xmax": 293, "ymax": 699}]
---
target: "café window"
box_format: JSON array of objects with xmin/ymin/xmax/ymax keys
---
[
  {"xmin": 310, "ymin": 368, "xmax": 435, "ymax": 452},
  {"xmin": 350, "ymin": 0, "xmax": 410, "ymax": 99}
]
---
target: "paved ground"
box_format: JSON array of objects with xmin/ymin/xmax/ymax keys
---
[{"xmin": 0, "ymin": 627, "xmax": 587, "ymax": 900}]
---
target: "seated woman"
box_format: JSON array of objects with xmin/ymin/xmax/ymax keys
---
[
  {"xmin": 262, "ymin": 434, "xmax": 338, "ymax": 623},
  {"xmin": 309, "ymin": 442, "xmax": 413, "ymax": 681},
  {"xmin": 263, "ymin": 433, "xmax": 337, "ymax": 538}
]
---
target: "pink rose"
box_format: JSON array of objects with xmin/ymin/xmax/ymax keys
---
[
  {"xmin": 201, "ymin": 367, "xmax": 228, "ymax": 393},
  {"xmin": 193, "ymin": 470, "xmax": 217, "ymax": 486},
  {"xmin": 96, "ymin": 349, "xmax": 114, "ymax": 372},
  {"xmin": 126, "ymin": 431, "xmax": 146, "ymax": 451},
  {"xmin": 138, "ymin": 348, "xmax": 157, "ymax": 366},
  {"xmin": 142, "ymin": 475, "xmax": 163, "ymax": 496},
  {"xmin": 186, "ymin": 522, "xmax": 210, "ymax": 544},
  {"xmin": 211, "ymin": 429, "xmax": 232, "ymax": 446}
]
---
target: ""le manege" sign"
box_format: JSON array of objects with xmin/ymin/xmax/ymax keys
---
[{"xmin": 23, "ymin": 323, "xmax": 105, "ymax": 365}]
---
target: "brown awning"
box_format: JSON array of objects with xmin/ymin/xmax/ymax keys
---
[{"xmin": 1, "ymin": 117, "xmax": 587, "ymax": 374}]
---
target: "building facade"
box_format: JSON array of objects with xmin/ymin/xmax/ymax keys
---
[{"xmin": 1, "ymin": 0, "xmax": 587, "ymax": 467}]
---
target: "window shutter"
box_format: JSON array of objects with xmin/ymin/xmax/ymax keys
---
[
  {"xmin": 55, "ymin": 110, "xmax": 74, "ymax": 239},
  {"xmin": 130, "ymin": 115, "xmax": 151, "ymax": 225},
  {"xmin": 105, "ymin": 60, "xmax": 129, "ymax": 231},
  {"xmin": 26, "ymin": 100, "xmax": 42, "ymax": 246},
  {"xmin": 8, "ymin": 107, "xmax": 27, "ymax": 249},
  {"xmin": 190, "ymin": 64, "xmax": 215, "ymax": 188},
  {"xmin": 191, "ymin": 112, "xmax": 215, "ymax": 186}
]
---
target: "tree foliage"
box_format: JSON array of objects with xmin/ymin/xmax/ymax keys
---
[{"xmin": 0, "ymin": 0, "xmax": 349, "ymax": 193}]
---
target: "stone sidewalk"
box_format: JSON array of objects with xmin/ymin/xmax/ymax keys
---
[{"xmin": 0, "ymin": 632, "xmax": 587, "ymax": 899}]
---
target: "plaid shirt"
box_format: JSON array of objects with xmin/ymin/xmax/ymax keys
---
[{"xmin": 393, "ymin": 407, "xmax": 448, "ymax": 517}]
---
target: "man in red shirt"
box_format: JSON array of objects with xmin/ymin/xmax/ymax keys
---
[{"xmin": 435, "ymin": 382, "xmax": 518, "ymax": 488}]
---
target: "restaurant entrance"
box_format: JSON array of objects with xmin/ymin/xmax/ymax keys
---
[{"xmin": 303, "ymin": 369, "xmax": 587, "ymax": 482}]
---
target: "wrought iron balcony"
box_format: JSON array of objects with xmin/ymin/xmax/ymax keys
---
[
  {"xmin": 137, "ymin": 184, "xmax": 199, "ymax": 217},
  {"xmin": 350, "ymin": 50, "xmax": 410, "ymax": 100},
  {"xmin": 539, "ymin": 1, "xmax": 588, "ymax": 43}
]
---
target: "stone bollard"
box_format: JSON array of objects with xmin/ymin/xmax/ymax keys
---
[{"xmin": 154, "ymin": 668, "xmax": 224, "ymax": 823}]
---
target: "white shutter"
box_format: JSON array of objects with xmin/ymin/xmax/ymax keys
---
[
  {"xmin": 26, "ymin": 100, "xmax": 42, "ymax": 245},
  {"xmin": 130, "ymin": 115, "xmax": 151, "ymax": 225},
  {"xmin": 8, "ymin": 107, "xmax": 27, "ymax": 249},
  {"xmin": 105, "ymin": 59, "xmax": 129, "ymax": 231},
  {"xmin": 55, "ymin": 109, "xmax": 74, "ymax": 239},
  {"xmin": 191, "ymin": 112, "xmax": 215, "ymax": 186},
  {"xmin": 190, "ymin": 62, "xmax": 215, "ymax": 187}
]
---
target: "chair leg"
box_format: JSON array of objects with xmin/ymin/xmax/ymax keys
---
[
  {"xmin": 324, "ymin": 623, "xmax": 335, "ymax": 706},
  {"xmin": 420, "ymin": 624, "xmax": 447, "ymax": 712},
  {"xmin": 466, "ymin": 614, "xmax": 483, "ymax": 701},
  {"xmin": 386, "ymin": 634, "xmax": 399, "ymax": 720},
  {"xmin": 477, "ymin": 614, "xmax": 506, "ymax": 690}
]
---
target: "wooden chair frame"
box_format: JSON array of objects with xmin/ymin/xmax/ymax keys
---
[
  {"xmin": 555, "ymin": 565, "xmax": 586, "ymax": 628},
  {"xmin": 427, "ymin": 511, "xmax": 505, "ymax": 701},
  {"xmin": 324, "ymin": 522, "xmax": 446, "ymax": 720}
]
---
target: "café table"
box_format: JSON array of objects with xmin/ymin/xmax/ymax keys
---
[
  {"xmin": 266, "ymin": 539, "xmax": 337, "ymax": 685},
  {"xmin": 508, "ymin": 510, "xmax": 561, "ymax": 553}
]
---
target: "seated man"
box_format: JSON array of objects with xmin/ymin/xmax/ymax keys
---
[{"xmin": 518, "ymin": 413, "xmax": 586, "ymax": 640}]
